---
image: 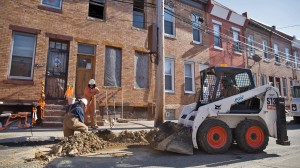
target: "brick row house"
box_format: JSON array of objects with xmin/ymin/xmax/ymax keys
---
[
  {"xmin": 0, "ymin": 0, "xmax": 210, "ymax": 123},
  {"xmin": 245, "ymin": 19, "xmax": 300, "ymax": 107},
  {"xmin": 206, "ymin": 0, "xmax": 247, "ymax": 68},
  {"xmin": 0, "ymin": 0, "xmax": 299, "ymax": 124}
]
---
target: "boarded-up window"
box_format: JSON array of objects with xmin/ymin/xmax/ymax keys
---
[
  {"xmin": 134, "ymin": 52, "xmax": 148, "ymax": 88},
  {"xmin": 104, "ymin": 47, "xmax": 121, "ymax": 87}
]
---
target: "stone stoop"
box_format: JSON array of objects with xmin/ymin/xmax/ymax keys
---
[{"xmin": 42, "ymin": 104, "xmax": 104, "ymax": 127}]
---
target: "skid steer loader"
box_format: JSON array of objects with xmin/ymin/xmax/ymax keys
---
[{"xmin": 147, "ymin": 66, "xmax": 290, "ymax": 155}]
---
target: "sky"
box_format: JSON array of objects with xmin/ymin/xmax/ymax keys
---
[{"xmin": 215, "ymin": 0, "xmax": 300, "ymax": 39}]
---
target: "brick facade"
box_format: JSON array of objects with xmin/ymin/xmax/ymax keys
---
[{"xmin": 0, "ymin": 0, "xmax": 209, "ymax": 119}]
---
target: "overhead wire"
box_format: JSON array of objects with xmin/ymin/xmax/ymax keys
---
[{"xmin": 8, "ymin": 0, "xmax": 300, "ymax": 66}]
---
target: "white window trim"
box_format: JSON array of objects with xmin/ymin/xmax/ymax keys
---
[
  {"xmin": 212, "ymin": 19, "xmax": 222, "ymax": 25},
  {"xmin": 41, "ymin": 0, "xmax": 62, "ymax": 10},
  {"xmin": 165, "ymin": 58, "xmax": 175, "ymax": 93},
  {"xmin": 184, "ymin": 62, "xmax": 195, "ymax": 94},
  {"xmin": 262, "ymin": 40, "xmax": 269, "ymax": 59},
  {"xmin": 213, "ymin": 24, "xmax": 221, "ymax": 48},
  {"xmin": 164, "ymin": 7, "xmax": 176, "ymax": 38},
  {"xmin": 8, "ymin": 32, "xmax": 36, "ymax": 80},
  {"xmin": 192, "ymin": 14, "xmax": 202, "ymax": 44},
  {"xmin": 231, "ymin": 27, "xmax": 240, "ymax": 32},
  {"xmin": 247, "ymin": 35, "xmax": 255, "ymax": 56}
]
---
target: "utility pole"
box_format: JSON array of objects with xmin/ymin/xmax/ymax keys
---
[{"xmin": 154, "ymin": 0, "xmax": 165, "ymax": 127}]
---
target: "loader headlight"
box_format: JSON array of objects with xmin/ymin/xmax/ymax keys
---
[{"xmin": 292, "ymin": 104, "xmax": 297, "ymax": 111}]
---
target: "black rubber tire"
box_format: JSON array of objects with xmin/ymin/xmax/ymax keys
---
[
  {"xmin": 235, "ymin": 119, "xmax": 269, "ymax": 153},
  {"xmin": 293, "ymin": 116, "xmax": 300, "ymax": 123},
  {"xmin": 197, "ymin": 119, "xmax": 232, "ymax": 154}
]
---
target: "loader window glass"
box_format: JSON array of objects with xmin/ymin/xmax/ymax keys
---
[
  {"xmin": 235, "ymin": 73, "xmax": 250, "ymax": 87},
  {"xmin": 202, "ymin": 75, "xmax": 218, "ymax": 103}
]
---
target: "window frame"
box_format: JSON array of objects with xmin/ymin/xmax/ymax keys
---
[
  {"xmin": 164, "ymin": 7, "xmax": 176, "ymax": 37},
  {"xmin": 133, "ymin": 0, "xmax": 145, "ymax": 29},
  {"xmin": 262, "ymin": 40, "xmax": 269, "ymax": 59},
  {"xmin": 247, "ymin": 35, "xmax": 255, "ymax": 56},
  {"xmin": 261, "ymin": 74, "xmax": 267, "ymax": 86},
  {"xmin": 104, "ymin": 46, "xmax": 122, "ymax": 87},
  {"xmin": 285, "ymin": 48, "xmax": 290, "ymax": 67},
  {"xmin": 282, "ymin": 78, "xmax": 287, "ymax": 97},
  {"xmin": 274, "ymin": 44, "xmax": 280, "ymax": 63},
  {"xmin": 184, "ymin": 61, "xmax": 195, "ymax": 93},
  {"xmin": 88, "ymin": 0, "xmax": 106, "ymax": 20},
  {"xmin": 213, "ymin": 23, "xmax": 221, "ymax": 48},
  {"xmin": 165, "ymin": 58, "xmax": 175, "ymax": 93},
  {"xmin": 8, "ymin": 32, "xmax": 37, "ymax": 80},
  {"xmin": 134, "ymin": 51, "xmax": 149, "ymax": 89},
  {"xmin": 41, "ymin": 0, "xmax": 62, "ymax": 10},
  {"xmin": 232, "ymin": 30, "xmax": 240, "ymax": 53},
  {"xmin": 78, "ymin": 43, "xmax": 96, "ymax": 56},
  {"xmin": 294, "ymin": 51, "xmax": 300, "ymax": 70},
  {"xmin": 192, "ymin": 14, "xmax": 202, "ymax": 44}
]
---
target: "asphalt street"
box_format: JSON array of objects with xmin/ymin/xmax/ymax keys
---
[{"xmin": 0, "ymin": 117, "xmax": 299, "ymax": 168}]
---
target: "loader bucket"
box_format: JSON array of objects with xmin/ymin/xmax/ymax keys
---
[{"xmin": 146, "ymin": 121, "xmax": 193, "ymax": 155}]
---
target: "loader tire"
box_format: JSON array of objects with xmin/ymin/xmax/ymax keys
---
[
  {"xmin": 197, "ymin": 119, "xmax": 232, "ymax": 154},
  {"xmin": 235, "ymin": 119, "xmax": 269, "ymax": 153}
]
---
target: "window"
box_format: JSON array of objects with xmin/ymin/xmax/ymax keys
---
[
  {"xmin": 213, "ymin": 24, "xmax": 221, "ymax": 47},
  {"xmin": 247, "ymin": 35, "xmax": 255, "ymax": 56},
  {"xmin": 41, "ymin": 0, "xmax": 62, "ymax": 9},
  {"xmin": 9, "ymin": 32, "xmax": 36, "ymax": 79},
  {"xmin": 294, "ymin": 51, "xmax": 300, "ymax": 69},
  {"xmin": 232, "ymin": 30, "xmax": 240, "ymax": 52},
  {"xmin": 192, "ymin": 14, "xmax": 202, "ymax": 43},
  {"xmin": 282, "ymin": 78, "xmax": 287, "ymax": 97},
  {"xmin": 165, "ymin": 59, "xmax": 174, "ymax": 92},
  {"xmin": 261, "ymin": 74, "xmax": 267, "ymax": 86},
  {"xmin": 134, "ymin": 52, "xmax": 148, "ymax": 88},
  {"xmin": 285, "ymin": 48, "xmax": 290, "ymax": 66},
  {"xmin": 184, "ymin": 62, "xmax": 195, "ymax": 93},
  {"xmin": 164, "ymin": 8, "xmax": 175, "ymax": 36},
  {"xmin": 262, "ymin": 40, "xmax": 269, "ymax": 59},
  {"xmin": 274, "ymin": 44, "xmax": 280, "ymax": 63},
  {"xmin": 133, "ymin": 0, "xmax": 145, "ymax": 29},
  {"xmin": 252, "ymin": 73, "xmax": 257, "ymax": 86},
  {"xmin": 290, "ymin": 79, "xmax": 293, "ymax": 97},
  {"xmin": 89, "ymin": 0, "xmax": 105, "ymax": 19},
  {"xmin": 104, "ymin": 47, "xmax": 122, "ymax": 87},
  {"xmin": 78, "ymin": 43, "xmax": 95, "ymax": 55}
]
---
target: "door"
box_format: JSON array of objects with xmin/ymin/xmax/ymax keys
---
[
  {"xmin": 45, "ymin": 40, "xmax": 69, "ymax": 100},
  {"xmin": 75, "ymin": 55, "xmax": 95, "ymax": 98}
]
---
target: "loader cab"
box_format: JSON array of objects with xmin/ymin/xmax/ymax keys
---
[{"xmin": 199, "ymin": 66, "xmax": 255, "ymax": 105}]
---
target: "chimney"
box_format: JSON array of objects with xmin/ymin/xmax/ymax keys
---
[
  {"xmin": 242, "ymin": 12, "xmax": 247, "ymax": 18},
  {"xmin": 272, "ymin": 25, "xmax": 276, "ymax": 30}
]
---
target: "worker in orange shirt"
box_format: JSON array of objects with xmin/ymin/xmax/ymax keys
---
[{"xmin": 83, "ymin": 79, "xmax": 100, "ymax": 129}]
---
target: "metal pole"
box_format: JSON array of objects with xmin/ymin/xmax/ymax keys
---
[{"xmin": 154, "ymin": 0, "xmax": 165, "ymax": 127}]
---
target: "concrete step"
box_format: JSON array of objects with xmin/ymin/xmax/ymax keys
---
[
  {"xmin": 42, "ymin": 121, "xmax": 63, "ymax": 127},
  {"xmin": 44, "ymin": 104, "xmax": 67, "ymax": 111},
  {"xmin": 44, "ymin": 110, "xmax": 65, "ymax": 116}
]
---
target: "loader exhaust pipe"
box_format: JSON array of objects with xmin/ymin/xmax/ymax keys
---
[{"xmin": 275, "ymin": 98, "xmax": 290, "ymax": 145}]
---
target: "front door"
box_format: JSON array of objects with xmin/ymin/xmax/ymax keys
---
[
  {"xmin": 75, "ymin": 55, "xmax": 95, "ymax": 98},
  {"xmin": 45, "ymin": 40, "xmax": 69, "ymax": 100}
]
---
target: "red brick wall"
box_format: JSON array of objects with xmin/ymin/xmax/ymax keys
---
[{"xmin": 207, "ymin": 15, "xmax": 245, "ymax": 68}]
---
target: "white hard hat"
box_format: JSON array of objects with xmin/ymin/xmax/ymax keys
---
[
  {"xmin": 89, "ymin": 79, "xmax": 96, "ymax": 85},
  {"xmin": 79, "ymin": 98, "xmax": 88, "ymax": 106}
]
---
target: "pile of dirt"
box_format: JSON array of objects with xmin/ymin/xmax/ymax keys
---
[
  {"xmin": 43, "ymin": 130, "xmax": 149, "ymax": 158},
  {"xmin": 145, "ymin": 121, "xmax": 182, "ymax": 147},
  {"xmin": 51, "ymin": 132, "xmax": 111, "ymax": 157}
]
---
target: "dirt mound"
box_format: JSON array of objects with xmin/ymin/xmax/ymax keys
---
[
  {"xmin": 146, "ymin": 121, "xmax": 183, "ymax": 147},
  {"xmin": 43, "ymin": 130, "xmax": 148, "ymax": 158}
]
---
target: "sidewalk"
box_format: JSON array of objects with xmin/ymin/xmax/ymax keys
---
[{"xmin": 0, "ymin": 120, "xmax": 156, "ymax": 144}]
